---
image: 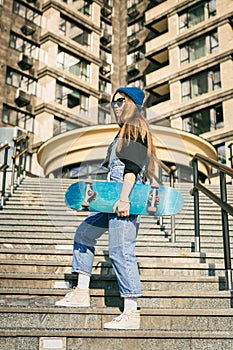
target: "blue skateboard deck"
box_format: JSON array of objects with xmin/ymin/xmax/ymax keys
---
[{"xmin": 65, "ymin": 181, "xmax": 184, "ymax": 216}]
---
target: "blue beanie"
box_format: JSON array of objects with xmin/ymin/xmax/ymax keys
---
[{"xmin": 114, "ymin": 87, "xmax": 145, "ymax": 111}]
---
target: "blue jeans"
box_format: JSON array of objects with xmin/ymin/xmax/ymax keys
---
[{"xmin": 72, "ymin": 212, "xmax": 142, "ymax": 297}]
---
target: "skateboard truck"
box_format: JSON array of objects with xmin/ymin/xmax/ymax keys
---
[
  {"xmin": 81, "ymin": 179, "xmax": 96, "ymax": 208},
  {"xmin": 147, "ymin": 185, "xmax": 160, "ymax": 214}
]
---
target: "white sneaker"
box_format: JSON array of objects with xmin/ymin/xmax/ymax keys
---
[
  {"xmin": 104, "ymin": 310, "xmax": 140, "ymax": 330},
  {"xmin": 55, "ymin": 288, "xmax": 90, "ymax": 307}
]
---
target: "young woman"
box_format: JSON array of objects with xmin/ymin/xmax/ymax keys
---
[{"xmin": 56, "ymin": 87, "xmax": 157, "ymax": 330}]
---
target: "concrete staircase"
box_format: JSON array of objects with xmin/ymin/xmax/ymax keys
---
[{"xmin": 0, "ymin": 178, "xmax": 233, "ymax": 350}]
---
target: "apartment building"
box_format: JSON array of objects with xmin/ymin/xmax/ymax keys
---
[
  {"xmin": 1, "ymin": 0, "xmax": 232, "ymax": 181},
  {"xmin": 145, "ymin": 0, "xmax": 233, "ymax": 166}
]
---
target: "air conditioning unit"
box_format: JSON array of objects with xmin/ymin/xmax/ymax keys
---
[
  {"xmin": 18, "ymin": 53, "xmax": 33, "ymax": 70},
  {"xmin": 128, "ymin": 35, "xmax": 140, "ymax": 48},
  {"xmin": 100, "ymin": 63, "xmax": 111, "ymax": 76},
  {"xmin": 101, "ymin": 7, "xmax": 112, "ymax": 17},
  {"xmin": 128, "ymin": 5, "xmax": 139, "ymax": 19},
  {"xmin": 127, "ymin": 63, "xmax": 140, "ymax": 77},
  {"xmin": 21, "ymin": 21, "xmax": 36, "ymax": 36},
  {"xmin": 15, "ymin": 89, "xmax": 31, "ymax": 107},
  {"xmin": 100, "ymin": 32, "xmax": 112, "ymax": 46}
]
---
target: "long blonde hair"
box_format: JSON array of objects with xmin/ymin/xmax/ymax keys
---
[{"xmin": 114, "ymin": 94, "xmax": 157, "ymax": 181}]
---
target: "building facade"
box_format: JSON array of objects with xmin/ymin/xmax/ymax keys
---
[
  {"xmin": 145, "ymin": 0, "xmax": 233, "ymax": 166},
  {"xmin": 0, "ymin": 0, "xmax": 232, "ymax": 180}
]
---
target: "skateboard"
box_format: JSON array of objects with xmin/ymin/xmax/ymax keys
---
[{"xmin": 65, "ymin": 180, "xmax": 184, "ymax": 216}]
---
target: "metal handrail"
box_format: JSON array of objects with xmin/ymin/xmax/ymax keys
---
[
  {"xmin": 11, "ymin": 134, "xmax": 29, "ymax": 194},
  {"xmin": 228, "ymin": 143, "xmax": 233, "ymax": 170},
  {"xmin": 155, "ymin": 156, "xmax": 177, "ymax": 242},
  {"xmin": 191, "ymin": 153, "xmax": 233, "ymax": 290},
  {"xmin": 0, "ymin": 143, "xmax": 10, "ymax": 208}
]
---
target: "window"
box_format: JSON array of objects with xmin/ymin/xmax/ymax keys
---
[
  {"xmin": 62, "ymin": 0, "xmax": 91, "ymax": 16},
  {"xmin": 13, "ymin": 0, "xmax": 41, "ymax": 26},
  {"xmin": 127, "ymin": 0, "xmax": 143, "ymax": 6},
  {"xmin": 129, "ymin": 78, "xmax": 145, "ymax": 91},
  {"xmin": 6, "ymin": 67, "xmax": 37, "ymax": 95},
  {"xmin": 59, "ymin": 16, "xmax": 90, "ymax": 47},
  {"xmin": 53, "ymin": 116, "xmax": 77, "ymax": 136},
  {"xmin": 98, "ymin": 109, "xmax": 111, "ymax": 124},
  {"xmin": 180, "ymin": 31, "xmax": 218, "ymax": 64},
  {"xmin": 56, "ymin": 82, "xmax": 89, "ymax": 114},
  {"xmin": 9, "ymin": 32, "xmax": 39, "ymax": 59},
  {"xmin": 181, "ymin": 66, "xmax": 221, "ymax": 102},
  {"xmin": 127, "ymin": 49, "xmax": 144, "ymax": 66},
  {"xmin": 127, "ymin": 20, "xmax": 144, "ymax": 37},
  {"xmin": 2, "ymin": 105, "xmax": 34, "ymax": 132},
  {"xmin": 99, "ymin": 79, "xmax": 112, "ymax": 95},
  {"xmin": 182, "ymin": 104, "xmax": 223, "ymax": 135},
  {"xmin": 179, "ymin": 1, "xmax": 216, "ymax": 32},
  {"xmin": 57, "ymin": 49, "xmax": 90, "ymax": 81},
  {"xmin": 216, "ymin": 143, "xmax": 226, "ymax": 164}
]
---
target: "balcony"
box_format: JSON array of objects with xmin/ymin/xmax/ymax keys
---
[
  {"xmin": 15, "ymin": 89, "xmax": 31, "ymax": 107},
  {"xmin": 146, "ymin": 48, "xmax": 169, "ymax": 70},
  {"xmin": 18, "ymin": 53, "xmax": 33, "ymax": 71}
]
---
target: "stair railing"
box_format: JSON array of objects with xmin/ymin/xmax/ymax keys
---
[
  {"xmin": 228, "ymin": 143, "xmax": 233, "ymax": 173},
  {"xmin": 155, "ymin": 157, "xmax": 177, "ymax": 242},
  {"xmin": 11, "ymin": 134, "xmax": 29, "ymax": 195},
  {"xmin": 191, "ymin": 153, "xmax": 233, "ymax": 291},
  {"xmin": 0, "ymin": 142, "xmax": 10, "ymax": 209}
]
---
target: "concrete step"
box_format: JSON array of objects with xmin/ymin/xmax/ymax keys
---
[
  {"xmin": 0, "ymin": 258, "xmax": 224, "ymax": 277},
  {"xmin": 0, "ymin": 288, "xmax": 231, "ymax": 309},
  {"xmin": 1, "ymin": 306, "xmax": 233, "ymax": 332},
  {"xmin": 0, "ymin": 271, "xmax": 223, "ymax": 292},
  {"xmin": 1, "ymin": 329, "xmax": 233, "ymax": 350}
]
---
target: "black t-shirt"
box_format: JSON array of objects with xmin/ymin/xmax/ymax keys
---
[{"xmin": 116, "ymin": 134, "xmax": 148, "ymax": 177}]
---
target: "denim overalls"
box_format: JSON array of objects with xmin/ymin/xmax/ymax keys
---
[{"xmin": 72, "ymin": 138, "xmax": 145, "ymax": 297}]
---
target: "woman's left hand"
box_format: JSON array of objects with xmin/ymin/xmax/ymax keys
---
[{"xmin": 113, "ymin": 199, "xmax": 130, "ymax": 217}]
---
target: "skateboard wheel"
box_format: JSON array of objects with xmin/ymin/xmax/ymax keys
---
[
  {"xmin": 81, "ymin": 201, "xmax": 90, "ymax": 207},
  {"xmin": 147, "ymin": 206, "xmax": 157, "ymax": 214}
]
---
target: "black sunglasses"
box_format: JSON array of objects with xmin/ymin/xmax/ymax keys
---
[{"xmin": 111, "ymin": 97, "xmax": 125, "ymax": 107}]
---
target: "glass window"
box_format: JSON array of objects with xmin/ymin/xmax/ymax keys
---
[
  {"xmin": 55, "ymin": 82, "xmax": 89, "ymax": 114},
  {"xmin": 59, "ymin": 16, "xmax": 90, "ymax": 47},
  {"xmin": 182, "ymin": 104, "xmax": 224, "ymax": 135},
  {"xmin": 127, "ymin": 49, "xmax": 144, "ymax": 65},
  {"xmin": 62, "ymin": 0, "xmax": 91, "ymax": 16},
  {"xmin": 216, "ymin": 143, "xmax": 226, "ymax": 164},
  {"xmin": 6, "ymin": 67, "xmax": 37, "ymax": 94},
  {"xmin": 127, "ymin": 20, "xmax": 144, "ymax": 36},
  {"xmin": 2, "ymin": 105, "xmax": 34, "ymax": 132},
  {"xmin": 180, "ymin": 31, "xmax": 218, "ymax": 65},
  {"xmin": 179, "ymin": 0, "xmax": 216, "ymax": 32},
  {"xmin": 9, "ymin": 32, "xmax": 39, "ymax": 59},
  {"xmin": 98, "ymin": 109, "xmax": 111, "ymax": 124},
  {"xmin": 75, "ymin": 0, "xmax": 91, "ymax": 16},
  {"xmin": 13, "ymin": 0, "xmax": 41, "ymax": 26},
  {"xmin": 53, "ymin": 116, "xmax": 77, "ymax": 136},
  {"xmin": 99, "ymin": 79, "xmax": 112, "ymax": 95},
  {"xmin": 181, "ymin": 66, "xmax": 221, "ymax": 101},
  {"xmin": 57, "ymin": 48, "xmax": 90, "ymax": 81}
]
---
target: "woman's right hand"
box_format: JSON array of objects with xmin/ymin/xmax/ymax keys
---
[{"xmin": 113, "ymin": 199, "xmax": 130, "ymax": 217}]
